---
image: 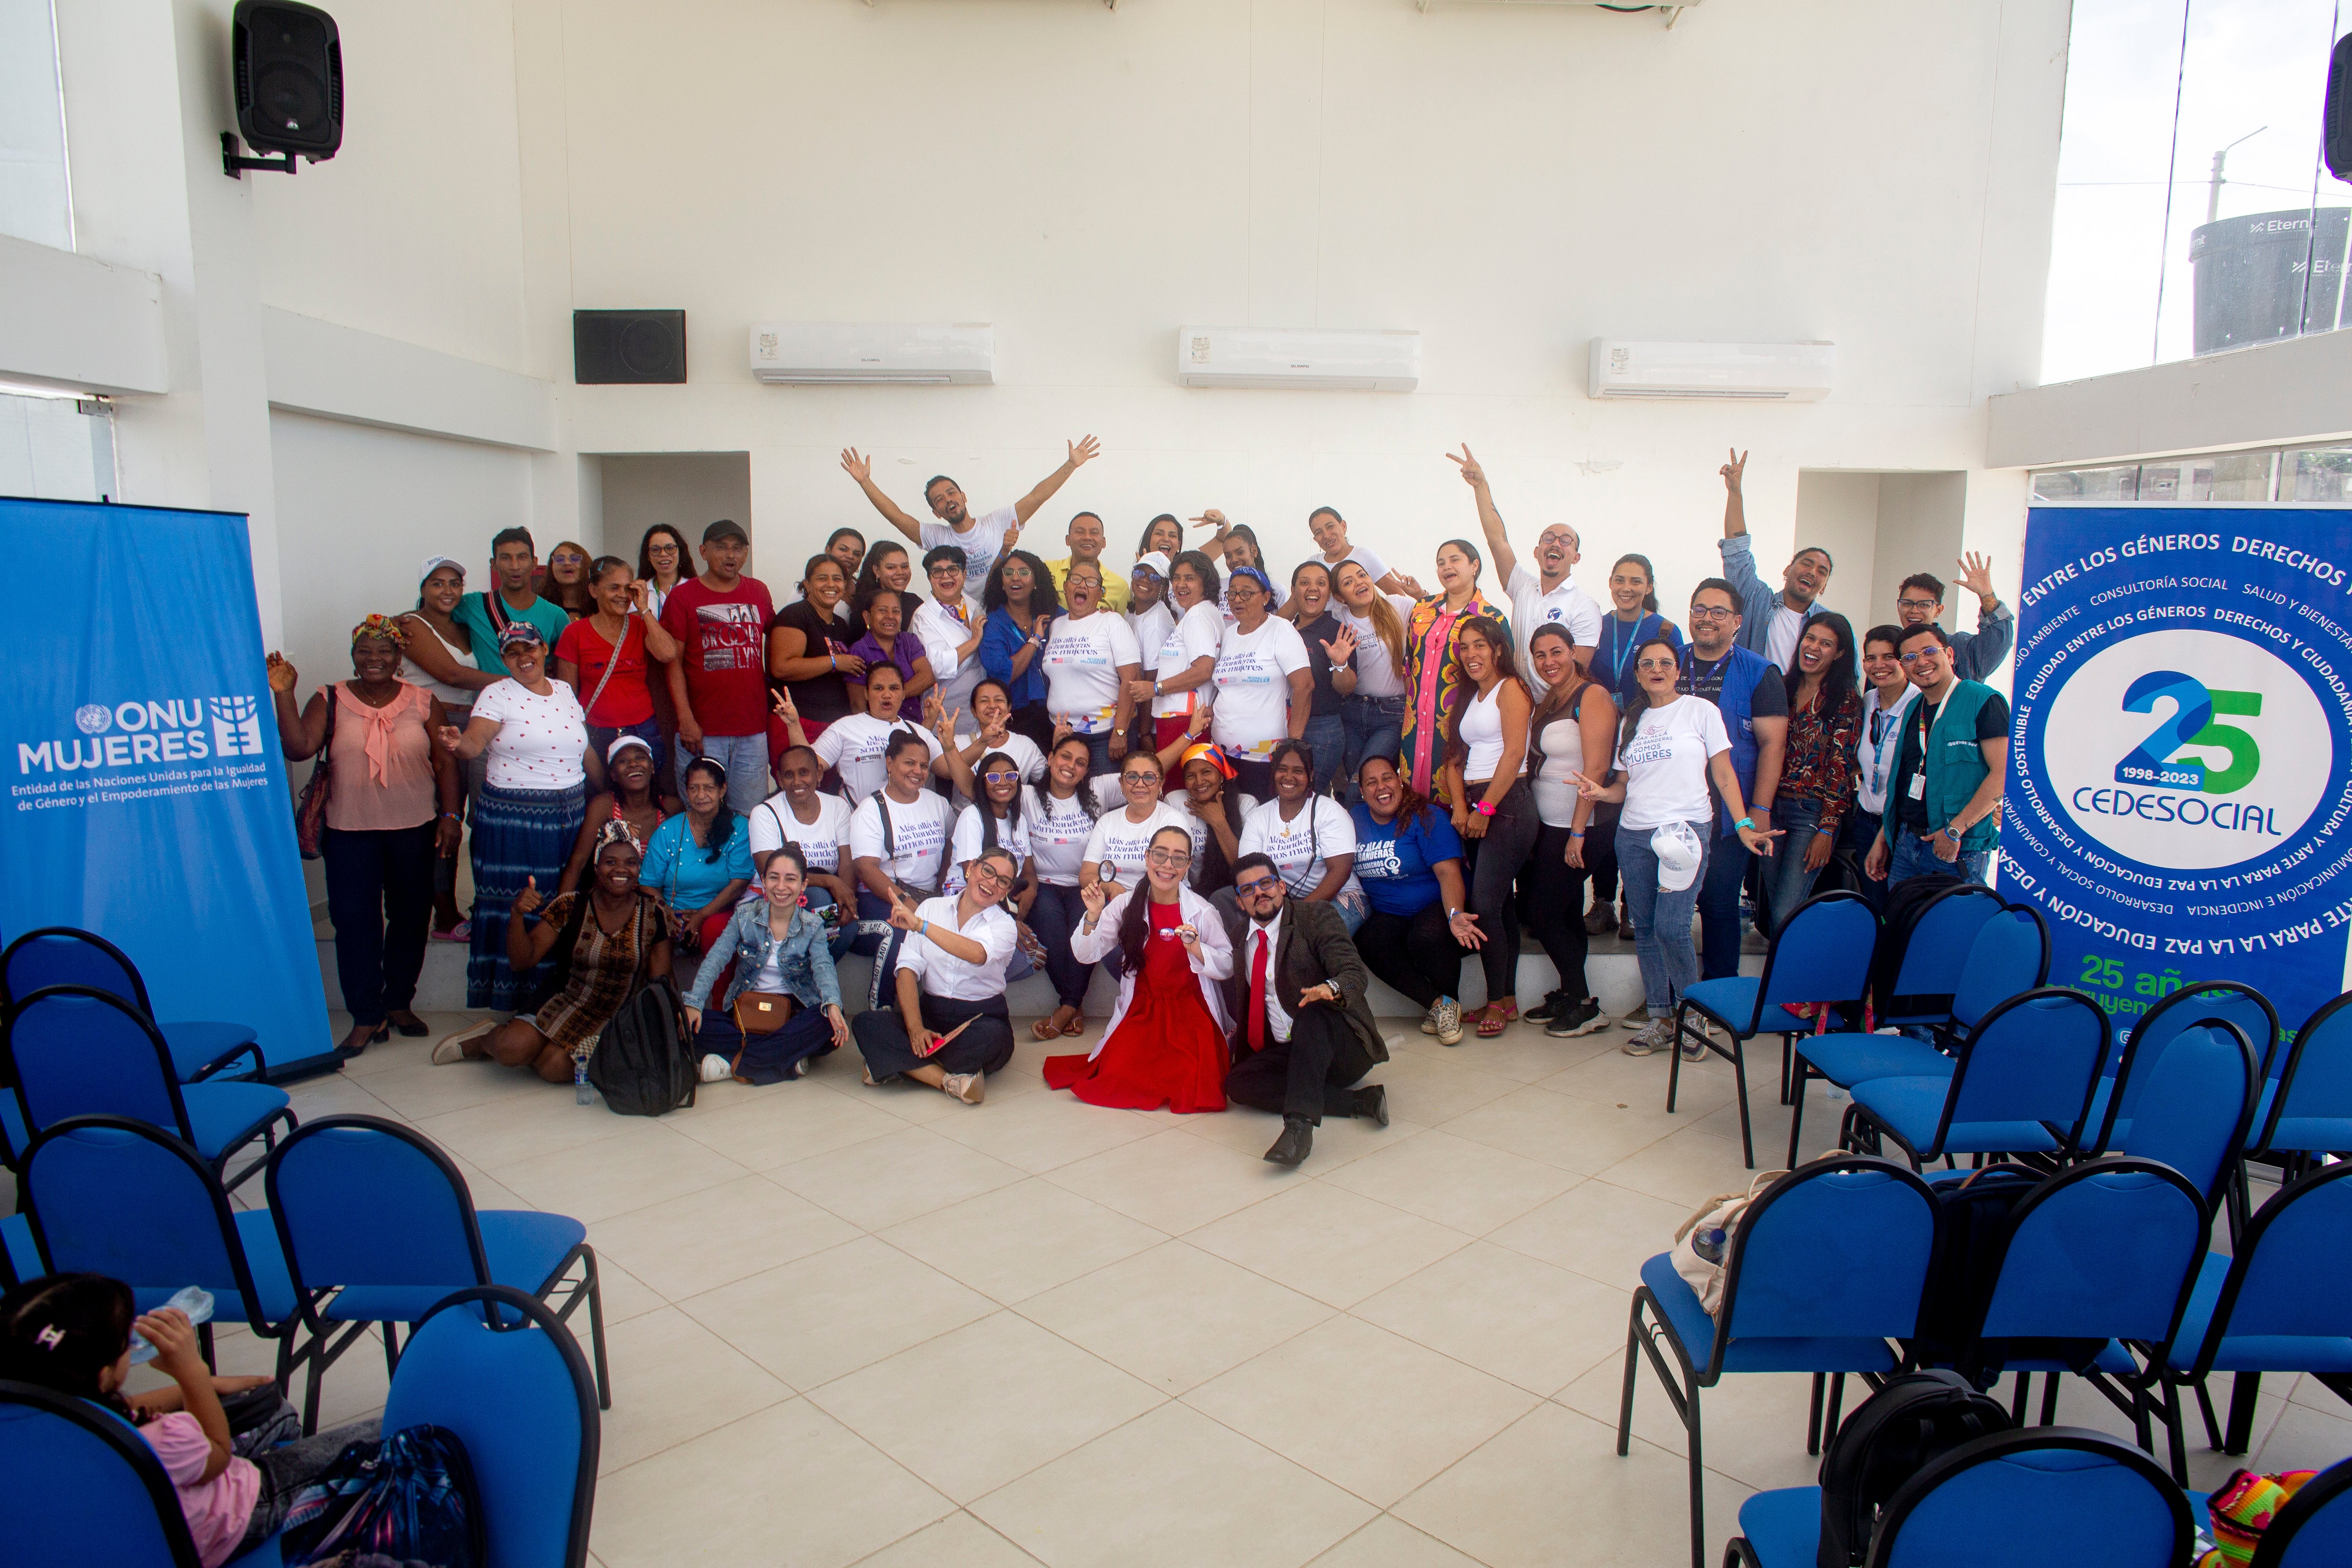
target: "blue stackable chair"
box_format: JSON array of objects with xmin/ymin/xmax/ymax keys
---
[
  {"xmin": 1670, "ymin": 891, "xmax": 1879, "ymax": 1168},
  {"xmin": 265, "ymin": 1115, "xmax": 609, "ymax": 1432},
  {"xmin": 2156, "ymin": 1158, "xmax": 2352, "ymax": 1465},
  {"xmin": 18, "ymin": 1116, "xmax": 310, "ymax": 1383},
  {"xmin": 1839, "ymin": 988, "xmax": 2110, "ymax": 1171},
  {"xmin": 1957, "ymin": 1158, "xmax": 2209, "ymax": 1479},
  {"xmin": 2089, "ymin": 982, "xmax": 2278, "ymax": 1163},
  {"xmin": 1724, "ymin": 1427, "xmax": 2193, "ymax": 1568},
  {"xmin": 2106, "ymin": 1021, "xmax": 2259, "ymax": 1219},
  {"xmin": 1, "ymin": 987, "xmax": 293, "ymax": 1189},
  {"xmin": 0, "ymin": 1283, "xmax": 600, "ymax": 1568},
  {"xmin": 1619, "ymin": 1154, "xmax": 1939, "ymax": 1568},
  {"xmin": 1786, "ymin": 902, "xmax": 2049, "ymax": 1169},
  {"xmin": 2246, "ymin": 990, "xmax": 2352, "ymax": 1178},
  {"xmin": 2247, "ymin": 1454, "xmax": 2352, "ymax": 1568},
  {"xmin": 2, "ymin": 926, "xmax": 264, "ymax": 1084},
  {"xmin": 1870, "ymin": 881, "xmax": 2005, "ymax": 1034}
]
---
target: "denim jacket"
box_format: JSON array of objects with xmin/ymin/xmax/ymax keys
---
[{"xmin": 684, "ymin": 899, "xmax": 841, "ymax": 1014}]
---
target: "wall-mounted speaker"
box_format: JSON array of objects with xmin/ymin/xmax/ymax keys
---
[
  {"xmin": 232, "ymin": 0, "xmax": 343, "ymax": 161},
  {"xmin": 2328, "ymin": 33, "xmax": 2352, "ymax": 181},
  {"xmin": 574, "ymin": 311, "xmax": 688, "ymax": 384}
]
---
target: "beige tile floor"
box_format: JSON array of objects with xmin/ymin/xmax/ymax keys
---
[{"xmin": 98, "ymin": 1010, "xmax": 2352, "ymax": 1567}]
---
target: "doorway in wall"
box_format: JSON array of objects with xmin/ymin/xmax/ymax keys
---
[
  {"xmin": 595, "ymin": 452, "xmax": 752, "ymax": 574},
  {"xmin": 1793, "ymin": 470, "xmax": 1967, "ymax": 638}
]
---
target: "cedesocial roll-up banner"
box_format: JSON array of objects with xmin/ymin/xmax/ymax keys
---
[
  {"xmin": 0, "ymin": 497, "xmax": 334, "ymax": 1080},
  {"xmin": 2007, "ymin": 506, "xmax": 2352, "ymax": 1036}
]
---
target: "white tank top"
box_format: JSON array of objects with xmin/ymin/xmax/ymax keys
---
[
  {"xmin": 1461, "ymin": 684, "xmax": 1514, "ymax": 781},
  {"xmin": 1533, "ymin": 715, "xmax": 1585, "ymax": 827},
  {"xmin": 398, "ymin": 614, "xmax": 481, "ymax": 709}
]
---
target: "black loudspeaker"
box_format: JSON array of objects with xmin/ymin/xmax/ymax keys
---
[
  {"xmin": 232, "ymin": 1, "xmax": 343, "ymax": 160},
  {"xmin": 574, "ymin": 311, "xmax": 688, "ymax": 384},
  {"xmin": 2330, "ymin": 34, "xmax": 2352, "ymax": 180}
]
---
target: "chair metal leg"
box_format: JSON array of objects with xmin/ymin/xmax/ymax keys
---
[
  {"xmin": 1779, "ymin": 1036, "xmax": 1792, "ymax": 1106},
  {"xmin": 382, "ymin": 1320, "xmax": 401, "ymax": 1382},
  {"xmin": 1807, "ymin": 1373, "xmax": 1826, "ymax": 1456},
  {"xmin": 1667, "ymin": 1004, "xmax": 1688, "ymax": 1114},
  {"xmin": 1786, "ymin": 1058, "xmax": 1809, "ymax": 1170},
  {"xmin": 1730, "ymin": 1039, "xmax": 1754, "ymax": 1168},
  {"xmin": 581, "ymin": 1247, "xmax": 611, "ymax": 1409},
  {"xmin": 1685, "ymin": 1381, "xmax": 1707, "ymax": 1568},
  {"xmin": 2195, "ymin": 1379, "xmax": 2225, "ymax": 1450},
  {"xmin": 2038, "ymin": 1371, "xmax": 2061, "ymax": 1426},
  {"xmin": 1616, "ymin": 1296, "xmax": 1644, "ymax": 1457},
  {"xmin": 2162, "ymin": 1380, "xmax": 2188, "ymax": 1485},
  {"xmin": 1824, "ymin": 1372, "xmax": 1847, "ymax": 1441},
  {"xmin": 2010, "ymin": 1371, "xmax": 2031, "ymax": 1426},
  {"xmin": 2224, "ymin": 1372, "xmax": 2262, "ymax": 1455}
]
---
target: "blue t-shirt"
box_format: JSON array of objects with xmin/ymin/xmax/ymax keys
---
[
  {"xmin": 1348, "ymin": 800, "xmax": 1465, "ymax": 917},
  {"xmin": 979, "ymin": 606, "xmax": 1048, "ymax": 707},
  {"xmin": 642, "ymin": 811, "xmax": 755, "ymax": 912},
  {"xmin": 451, "ymin": 590, "xmax": 573, "ymax": 679}
]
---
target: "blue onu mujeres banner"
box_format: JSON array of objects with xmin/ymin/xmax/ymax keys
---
[
  {"xmin": 0, "ymin": 497, "xmax": 330, "ymax": 1070},
  {"xmin": 2009, "ymin": 506, "xmax": 2352, "ymax": 1035}
]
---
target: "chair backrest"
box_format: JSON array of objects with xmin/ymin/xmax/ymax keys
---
[
  {"xmin": 2252, "ymin": 1454, "xmax": 2352, "ymax": 1568},
  {"xmin": 385, "ymin": 1287, "xmax": 599, "ymax": 1568},
  {"xmin": 2107, "ymin": 983, "xmax": 2280, "ymax": 1141},
  {"xmin": 2189, "ymin": 1159, "xmax": 2352, "ymax": 1369},
  {"xmin": 1976, "ymin": 1158, "xmax": 2208, "ymax": 1352},
  {"xmin": 1870, "ymin": 1427, "xmax": 2192, "ymax": 1568},
  {"xmin": 2257, "ymin": 989, "xmax": 2352, "ymax": 1154},
  {"xmin": 0, "ymin": 927, "xmax": 152, "ymax": 1016},
  {"xmin": 2113, "ymin": 1022, "xmax": 2257, "ymax": 1209},
  {"xmin": 1882, "ymin": 882, "xmax": 2003, "ymax": 1017},
  {"xmin": 1758, "ymin": 891, "xmax": 1880, "ymax": 1014},
  {"xmin": 1, "ymin": 987, "xmax": 187, "ymax": 1142},
  {"xmin": 0, "ymin": 1379, "xmax": 203, "ymax": 1568},
  {"xmin": 20, "ymin": 1116, "xmax": 280, "ymax": 1331},
  {"xmin": 1712, "ymin": 1156, "xmax": 1939, "ymax": 1375},
  {"xmin": 265, "ymin": 1116, "xmax": 491, "ymax": 1320},
  {"xmin": 1940, "ymin": 988, "xmax": 2111, "ymax": 1156},
  {"xmin": 1947, "ymin": 905, "xmax": 2051, "ymax": 1034}
]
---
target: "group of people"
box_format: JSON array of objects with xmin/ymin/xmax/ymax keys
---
[{"xmin": 272, "ymin": 434, "xmax": 2016, "ymax": 1154}]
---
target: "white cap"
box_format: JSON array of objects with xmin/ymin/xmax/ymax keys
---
[
  {"xmin": 606, "ymin": 734, "xmax": 653, "ymax": 762},
  {"xmin": 1652, "ymin": 821, "xmax": 1704, "ymax": 893},
  {"xmin": 1133, "ymin": 551, "xmax": 1174, "ymax": 579},
  {"xmin": 419, "ymin": 554, "xmax": 465, "ymax": 585}
]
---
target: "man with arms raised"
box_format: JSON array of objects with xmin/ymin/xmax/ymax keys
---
[
  {"xmin": 1219, "ymin": 853, "xmax": 1392, "ymax": 1167},
  {"xmin": 840, "ymin": 436, "xmax": 1101, "ymax": 590},
  {"xmin": 1450, "ymin": 444, "xmax": 1602, "ymax": 694},
  {"xmin": 1717, "ymin": 448, "xmax": 1837, "ymax": 673}
]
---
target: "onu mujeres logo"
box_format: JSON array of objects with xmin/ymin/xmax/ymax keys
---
[{"xmin": 16, "ymin": 695, "xmax": 265, "ymax": 775}]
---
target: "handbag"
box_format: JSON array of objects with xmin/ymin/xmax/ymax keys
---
[
  {"xmin": 1670, "ymin": 1168, "xmax": 1790, "ymax": 1319},
  {"xmin": 733, "ymin": 990, "xmax": 796, "ymax": 1035},
  {"xmin": 293, "ymin": 686, "xmax": 339, "ymax": 860}
]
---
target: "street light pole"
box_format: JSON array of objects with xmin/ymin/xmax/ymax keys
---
[{"xmin": 2209, "ymin": 126, "xmax": 2268, "ymax": 224}]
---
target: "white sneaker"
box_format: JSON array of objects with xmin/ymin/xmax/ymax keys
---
[
  {"xmin": 1620, "ymin": 1018, "xmax": 1677, "ymax": 1056},
  {"xmin": 1419, "ymin": 1003, "xmax": 1441, "ymax": 1036},
  {"xmin": 1432, "ymin": 997, "xmax": 1464, "ymax": 1047},
  {"xmin": 697, "ymin": 1054, "xmax": 733, "ymax": 1084},
  {"xmin": 942, "ymin": 1071, "xmax": 985, "ymax": 1105}
]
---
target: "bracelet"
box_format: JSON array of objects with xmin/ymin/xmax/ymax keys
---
[
  {"xmin": 1569, "ymin": 830, "xmax": 1586, "ymax": 838},
  {"xmin": 439, "ymin": 811, "xmax": 461, "ymax": 822},
  {"xmin": 1735, "ymin": 816, "xmax": 1755, "ymax": 831},
  {"xmin": 1473, "ymin": 801, "xmax": 1497, "ymax": 817}
]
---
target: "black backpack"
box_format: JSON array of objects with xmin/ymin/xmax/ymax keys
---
[
  {"xmin": 588, "ymin": 972, "xmax": 698, "ymax": 1116},
  {"xmin": 1866, "ymin": 876, "xmax": 1973, "ymax": 1020},
  {"xmin": 1815, "ymin": 1371, "xmax": 2012, "ymax": 1568},
  {"xmin": 280, "ymin": 1424, "xmax": 484, "ymax": 1568},
  {"xmin": 1908, "ymin": 1163, "xmax": 2044, "ymax": 1385}
]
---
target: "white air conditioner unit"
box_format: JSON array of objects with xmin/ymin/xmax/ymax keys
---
[
  {"xmin": 1176, "ymin": 326, "xmax": 1420, "ymax": 392},
  {"xmin": 1587, "ymin": 339, "xmax": 1834, "ymax": 401},
  {"xmin": 749, "ymin": 322, "xmax": 993, "ymax": 385}
]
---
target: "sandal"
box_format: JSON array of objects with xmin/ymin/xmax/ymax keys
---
[
  {"xmin": 1060, "ymin": 1012, "xmax": 1087, "ymax": 1037},
  {"xmin": 1475, "ymin": 1001, "xmax": 1517, "ymax": 1038}
]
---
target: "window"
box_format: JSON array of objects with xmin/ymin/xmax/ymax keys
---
[{"xmin": 2033, "ymin": 444, "xmax": 2352, "ymax": 503}]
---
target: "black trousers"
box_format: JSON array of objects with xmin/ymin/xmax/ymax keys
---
[
  {"xmin": 1584, "ymin": 797, "xmax": 1624, "ymax": 905},
  {"xmin": 853, "ymin": 993, "xmax": 1016, "ymax": 1079},
  {"xmin": 1225, "ymin": 1005, "xmax": 1374, "ymax": 1125},
  {"xmin": 321, "ymin": 822, "xmax": 437, "ymax": 1027},
  {"xmin": 1354, "ymin": 901, "xmax": 1466, "ymax": 1010},
  {"xmin": 1520, "ymin": 823, "xmax": 1593, "ymax": 1001}
]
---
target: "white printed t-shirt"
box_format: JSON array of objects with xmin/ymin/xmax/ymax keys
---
[
  {"xmin": 748, "ymin": 791, "xmax": 854, "ymax": 874},
  {"xmin": 1211, "ymin": 617, "xmax": 1310, "ymax": 762},
  {"xmin": 812, "ymin": 715, "xmax": 942, "ymax": 804},
  {"xmin": 1154, "ymin": 600, "xmax": 1225, "ymax": 718},
  {"xmin": 1082, "ymin": 801, "xmax": 1192, "ymax": 887},
  {"xmin": 472, "ymin": 678, "xmax": 588, "ymax": 790},
  {"xmin": 1043, "ymin": 610, "xmax": 1141, "ymax": 734},
  {"xmin": 1505, "ymin": 564, "xmax": 1605, "ymax": 698},
  {"xmin": 922, "ymin": 504, "xmax": 1017, "ymax": 590},
  {"xmin": 1613, "ymin": 696, "xmax": 1731, "ymax": 832},
  {"xmin": 848, "ymin": 790, "xmax": 960, "ymax": 894},
  {"xmin": 1239, "ymin": 796, "xmax": 1362, "ymax": 898}
]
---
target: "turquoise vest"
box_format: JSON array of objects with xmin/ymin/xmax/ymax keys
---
[{"xmin": 1915, "ymin": 680, "xmax": 2001, "ymax": 851}]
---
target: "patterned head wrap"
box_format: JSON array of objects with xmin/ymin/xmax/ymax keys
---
[
  {"xmin": 351, "ymin": 613, "xmax": 408, "ymax": 648},
  {"xmin": 1226, "ymin": 565, "xmax": 1274, "ymax": 597},
  {"xmin": 594, "ymin": 818, "xmax": 645, "ymax": 858},
  {"xmin": 1179, "ymin": 741, "xmax": 1237, "ymax": 780}
]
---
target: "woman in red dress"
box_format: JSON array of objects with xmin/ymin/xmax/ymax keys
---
[{"xmin": 1045, "ymin": 824, "xmax": 1236, "ymax": 1112}]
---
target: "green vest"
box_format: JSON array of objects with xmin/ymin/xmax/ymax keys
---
[{"xmin": 1915, "ymin": 679, "xmax": 2000, "ymax": 851}]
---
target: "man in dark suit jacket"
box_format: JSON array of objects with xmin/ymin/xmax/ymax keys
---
[{"xmin": 1219, "ymin": 853, "xmax": 1391, "ymax": 1166}]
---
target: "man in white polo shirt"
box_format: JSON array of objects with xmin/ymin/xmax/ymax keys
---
[
  {"xmin": 1449, "ymin": 444, "xmax": 1603, "ymax": 695},
  {"xmin": 839, "ymin": 436, "xmax": 1100, "ymax": 588}
]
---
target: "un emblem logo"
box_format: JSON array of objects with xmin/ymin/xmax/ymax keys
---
[{"xmin": 75, "ymin": 704, "xmax": 110, "ymax": 735}]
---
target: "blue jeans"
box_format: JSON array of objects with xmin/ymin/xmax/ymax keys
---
[
  {"xmin": 1339, "ymin": 694, "xmax": 1405, "ymax": 800},
  {"xmin": 1757, "ymin": 796, "xmax": 1827, "ymax": 935},
  {"xmin": 686, "ymin": 731, "xmax": 771, "ymax": 815},
  {"xmin": 1887, "ymin": 828, "xmax": 1995, "ymax": 890},
  {"xmin": 1301, "ymin": 713, "xmax": 1346, "ymax": 797},
  {"xmin": 1696, "ymin": 828, "xmax": 1751, "ymax": 982},
  {"xmin": 1026, "ymin": 882, "xmax": 1098, "ymax": 1011},
  {"xmin": 1619, "ymin": 822, "xmax": 1712, "ymax": 1015}
]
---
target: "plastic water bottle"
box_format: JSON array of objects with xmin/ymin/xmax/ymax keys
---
[
  {"xmin": 128, "ymin": 1286, "xmax": 215, "ymax": 1363},
  {"xmin": 574, "ymin": 1049, "xmax": 592, "ymax": 1105}
]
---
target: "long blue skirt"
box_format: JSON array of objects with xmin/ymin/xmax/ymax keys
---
[{"xmin": 467, "ymin": 780, "xmax": 587, "ymax": 1011}]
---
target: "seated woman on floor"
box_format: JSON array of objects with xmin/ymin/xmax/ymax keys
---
[
  {"xmin": 683, "ymin": 843, "xmax": 849, "ymax": 1084},
  {"xmin": 851, "ymin": 845, "xmax": 1021, "ymax": 1105},
  {"xmin": 432, "ymin": 818, "xmax": 672, "ymax": 1079}
]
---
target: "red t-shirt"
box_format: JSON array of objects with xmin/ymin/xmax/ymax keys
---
[
  {"xmin": 554, "ymin": 615, "xmax": 655, "ymax": 727},
  {"xmin": 659, "ymin": 575, "xmax": 775, "ymax": 737}
]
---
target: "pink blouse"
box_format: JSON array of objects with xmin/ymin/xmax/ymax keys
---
[{"xmin": 324, "ymin": 681, "xmax": 439, "ymax": 832}]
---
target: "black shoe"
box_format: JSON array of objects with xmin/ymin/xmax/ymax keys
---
[
  {"xmin": 1356, "ymin": 1084, "xmax": 1390, "ymax": 1127},
  {"xmin": 388, "ymin": 1013, "xmax": 430, "ymax": 1038},
  {"xmin": 1523, "ymin": 990, "xmax": 1570, "ymax": 1023},
  {"xmin": 1544, "ymin": 998, "xmax": 1608, "ymax": 1038},
  {"xmin": 1263, "ymin": 1116, "xmax": 1314, "ymax": 1166}
]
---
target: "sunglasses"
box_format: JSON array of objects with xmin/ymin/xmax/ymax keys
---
[
  {"xmin": 1899, "ymin": 647, "xmax": 1946, "ymax": 664},
  {"xmin": 982, "ymin": 770, "xmax": 1020, "ymax": 784}
]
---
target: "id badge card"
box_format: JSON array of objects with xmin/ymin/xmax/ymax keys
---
[{"xmin": 1907, "ymin": 771, "xmax": 1927, "ymax": 801}]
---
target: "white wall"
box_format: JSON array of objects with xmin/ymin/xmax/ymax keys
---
[
  {"xmin": 1793, "ymin": 472, "xmax": 1882, "ymax": 625},
  {"xmin": 597, "ymin": 452, "xmax": 752, "ymax": 570}
]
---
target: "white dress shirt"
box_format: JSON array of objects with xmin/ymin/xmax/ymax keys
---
[
  {"xmin": 898, "ymin": 895, "xmax": 1017, "ymax": 1001},
  {"xmin": 1243, "ymin": 906, "xmax": 1294, "ymax": 1044}
]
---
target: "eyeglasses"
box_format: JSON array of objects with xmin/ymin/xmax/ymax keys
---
[
  {"xmin": 969, "ymin": 864, "xmax": 1012, "ymax": 889},
  {"xmin": 1898, "ymin": 648, "xmax": 1945, "ymax": 664},
  {"xmin": 647, "ymin": 542, "xmax": 678, "ymax": 554},
  {"xmin": 982, "ymin": 771, "xmax": 1020, "ymax": 784},
  {"xmin": 1686, "ymin": 604, "xmax": 1736, "ymax": 621},
  {"xmin": 1236, "ymin": 876, "xmax": 1279, "ymax": 896},
  {"xmin": 1147, "ymin": 847, "xmax": 1192, "ymax": 868},
  {"xmin": 1895, "ymin": 597, "xmax": 1940, "ymax": 611},
  {"xmin": 1635, "ymin": 657, "xmax": 1679, "ymax": 672}
]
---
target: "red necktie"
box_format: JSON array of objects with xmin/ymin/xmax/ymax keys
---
[{"xmin": 1248, "ymin": 929, "xmax": 1270, "ymax": 1053}]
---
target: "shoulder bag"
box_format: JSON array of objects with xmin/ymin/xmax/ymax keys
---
[{"xmin": 293, "ymin": 686, "xmax": 340, "ymax": 860}]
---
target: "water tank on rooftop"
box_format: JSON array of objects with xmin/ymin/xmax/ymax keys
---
[{"xmin": 2189, "ymin": 207, "xmax": 2351, "ymax": 354}]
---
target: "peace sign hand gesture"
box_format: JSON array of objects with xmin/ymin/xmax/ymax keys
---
[
  {"xmin": 771, "ymin": 687, "xmax": 799, "ymax": 726},
  {"xmin": 1189, "ymin": 508, "xmax": 1228, "ymax": 534},
  {"xmin": 1446, "ymin": 444, "xmax": 1486, "ymax": 489},
  {"xmin": 1564, "ymin": 769, "xmax": 1607, "ymax": 800},
  {"xmin": 1720, "ymin": 448, "xmax": 1748, "ymax": 494}
]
